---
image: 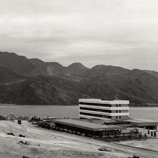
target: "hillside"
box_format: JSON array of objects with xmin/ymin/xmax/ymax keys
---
[
  {"xmin": 0, "ymin": 52, "xmax": 36, "ymax": 74},
  {"xmin": 0, "ymin": 65, "xmax": 26, "ymax": 83},
  {"xmin": 81, "ymin": 65, "xmax": 130, "ymax": 79},
  {"xmin": 0, "ymin": 75, "xmax": 88, "ymax": 105},
  {"xmin": 145, "ymin": 70, "xmax": 158, "ymax": 79},
  {"xmin": 1, "ymin": 51, "xmax": 158, "ymax": 105},
  {"xmin": 82, "ymin": 69, "xmax": 158, "ymax": 105},
  {"xmin": 29, "ymin": 58, "xmax": 66, "ymax": 76},
  {"xmin": 66, "ymin": 62, "xmax": 89, "ymax": 74}
]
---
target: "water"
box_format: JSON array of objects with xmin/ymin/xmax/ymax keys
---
[
  {"xmin": 0, "ymin": 105, "xmax": 158, "ymax": 121},
  {"xmin": 0, "ymin": 105, "xmax": 79, "ymax": 118},
  {"xmin": 129, "ymin": 107, "xmax": 158, "ymax": 121}
]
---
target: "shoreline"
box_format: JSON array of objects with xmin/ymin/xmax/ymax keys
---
[
  {"xmin": 0, "ymin": 104, "xmax": 78, "ymax": 106},
  {"xmin": 1, "ymin": 104, "xmax": 158, "ymax": 107}
]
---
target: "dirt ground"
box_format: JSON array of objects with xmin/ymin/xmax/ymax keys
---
[
  {"xmin": 118, "ymin": 138, "xmax": 158, "ymax": 151},
  {"xmin": 0, "ymin": 121, "xmax": 157, "ymax": 158}
]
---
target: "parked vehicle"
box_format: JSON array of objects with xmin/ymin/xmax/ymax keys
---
[{"xmin": 18, "ymin": 119, "xmax": 21, "ymax": 124}]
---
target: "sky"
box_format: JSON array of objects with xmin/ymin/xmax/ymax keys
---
[{"xmin": 0, "ymin": 0, "xmax": 158, "ymax": 70}]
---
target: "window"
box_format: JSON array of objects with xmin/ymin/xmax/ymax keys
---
[
  {"xmin": 80, "ymin": 107, "xmax": 111, "ymax": 113},
  {"xmin": 80, "ymin": 112, "xmax": 103, "ymax": 117},
  {"xmin": 79, "ymin": 102, "xmax": 111, "ymax": 107}
]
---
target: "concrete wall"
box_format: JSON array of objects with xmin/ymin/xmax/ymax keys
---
[
  {"xmin": 112, "ymin": 104, "xmax": 129, "ymax": 107},
  {"xmin": 138, "ymin": 128, "xmax": 157, "ymax": 138},
  {"xmin": 119, "ymin": 116, "xmax": 129, "ymax": 120},
  {"xmin": 111, "ymin": 115, "xmax": 128, "ymax": 120}
]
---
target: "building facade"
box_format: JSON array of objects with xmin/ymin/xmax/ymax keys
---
[{"xmin": 79, "ymin": 99, "xmax": 129, "ymax": 120}]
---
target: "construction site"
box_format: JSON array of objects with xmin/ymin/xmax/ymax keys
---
[
  {"xmin": 38, "ymin": 99, "xmax": 158, "ymax": 141},
  {"xmin": 1, "ymin": 99, "xmax": 158, "ymax": 158}
]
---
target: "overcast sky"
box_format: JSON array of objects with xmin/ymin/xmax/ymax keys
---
[{"xmin": 0, "ymin": 0, "xmax": 158, "ymax": 70}]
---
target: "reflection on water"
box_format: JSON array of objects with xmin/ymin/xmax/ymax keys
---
[{"xmin": 0, "ymin": 105, "xmax": 158, "ymax": 121}]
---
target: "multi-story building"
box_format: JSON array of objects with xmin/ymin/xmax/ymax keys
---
[{"xmin": 79, "ymin": 99, "xmax": 129, "ymax": 120}]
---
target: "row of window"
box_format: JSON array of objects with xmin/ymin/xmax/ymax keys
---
[
  {"xmin": 116, "ymin": 116, "xmax": 121, "ymax": 119},
  {"xmin": 116, "ymin": 110, "xmax": 121, "ymax": 113},
  {"xmin": 79, "ymin": 102, "xmax": 125, "ymax": 107},
  {"xmin": 80, "ymin": 107, "xmax": 111, "ymax": 113},
  {"xmin": 79, "ymin": 102, "xmax": 111, "ymax": 107},
  {"xmin": 116, "ymin": 104, "xmax": 121, "ymax": 107},
  {"xmin": 80, "ymin": 115, "xmax": 122, "ymax": 120},
  {"xmin": 80, "ymin": 107, "xmax": 128, "ymax": 113},
  {"xmin": 80, "ymin": 112, "xmax": 111, "ymax": 118},
  {"xmin": 80, "ymin": 112, "xmax": 125, "ymax": 120}
]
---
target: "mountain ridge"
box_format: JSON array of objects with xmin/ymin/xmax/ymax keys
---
[{"xmin": 0, "ymin": 51, "xmax": 158, "ymax": 106}]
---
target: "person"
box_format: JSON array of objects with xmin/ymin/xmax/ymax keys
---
[
  {"xmin": 139, "ymin": 133, "xmax": 142, "ymax": 139},
  {"xmin": 144, "ymin": 133, "xmax": 147, "ymax": 139}
]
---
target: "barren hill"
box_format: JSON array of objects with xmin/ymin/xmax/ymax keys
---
[{"xmin": 1, "ymin": 51, "xmax": 158, "ymax": 105}]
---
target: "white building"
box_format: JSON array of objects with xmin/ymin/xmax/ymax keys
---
[{"xmin": 79, "ymin": 99, "xmax": 129, "ymax": 120}]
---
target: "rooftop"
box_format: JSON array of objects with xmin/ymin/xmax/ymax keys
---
[
  {"xmin": 54, "ymin": 119, "xmax": 125, "ymax": 131},
  {"xmin": 79, "ymin": 99, "xmax": 129, "ymax": 104},
  {"xmin": 122, "ymin": 118, "xmax": 158, "ymax": 126}
]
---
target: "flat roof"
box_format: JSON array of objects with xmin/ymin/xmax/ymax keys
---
[
  {"xmin": 54, "ymin": 119, "xmax": 125, "ymax": 131},
  {"xmin": 79, "ymin": 99, "xmax": 129, "ymax": 104},
  {"xmin": 122, "ymin": 118, "xmax": 158, "ymax": 126},
  {"xmin": 79, "ymin": 118, "xmax": 114, "ymax": 123},
  {"xmin": 84, "ymin": 118, "xmax": 118, "ymax": 124},
  {"xmin": 73, "ymin": 119, "xmax": 132, "ymax": 127}
]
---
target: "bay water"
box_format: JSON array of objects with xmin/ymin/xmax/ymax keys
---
[{"xmin": 0, "ymin": 105, "xmax": 158, "ymax": 121}]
